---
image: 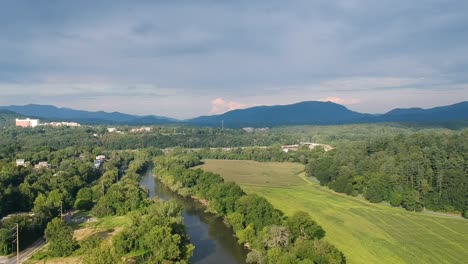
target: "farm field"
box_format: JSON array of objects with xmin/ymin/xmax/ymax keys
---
[{"xmin": 200, "ymin": 159, "xmax": 468, "ymax": 264}]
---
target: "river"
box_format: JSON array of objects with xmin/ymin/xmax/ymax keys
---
[{"xmin": 140, "ymin": 166, "xmax": 248, "ymax": 264}]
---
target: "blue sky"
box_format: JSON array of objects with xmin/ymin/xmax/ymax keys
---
[{"xmin": 0, "ymin": 0, "xmax": 467, "ymax": 118}]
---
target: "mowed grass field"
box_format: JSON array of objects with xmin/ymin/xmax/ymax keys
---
[{"xmin": 200, "ymin": 159, "xmax": 468, "ymax": 264}]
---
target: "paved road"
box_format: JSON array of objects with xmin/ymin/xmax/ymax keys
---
[{"xmin": 0, "ymin": 238, "xmax": 46, "ymax": 264}]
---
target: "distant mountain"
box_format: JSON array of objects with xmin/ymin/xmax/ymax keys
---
[
  {"xmin": 187, "ymin": 101, "xmax": 370, "ymax": 127},
  {"xmin": 0, "ymin": 104, "xmax": 177, "ymax": 125},
  {"xmin": 0, "ymin": 110, "xmax": 24, "ymax": 127},
  {"xmin": 1, "ymin": 101, "xmax": 467, "ymax": 128},
  {"xmin": 374, "ymin": 101, "xmax": 468, "ymax": 122}
]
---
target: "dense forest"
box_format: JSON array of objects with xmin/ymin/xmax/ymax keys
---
[
  {"xmin": 306, "ymin": 131, "xmax": 468, "ymax": 214},
  {"xmin": 154, "ymin": 152, "xmax": 346, "ymax": 264}
]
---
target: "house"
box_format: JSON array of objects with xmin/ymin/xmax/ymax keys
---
[
  {"xmin": 107, "ymin": 128, "xmax": 117, "ymax": 133},
  {"xmin": 93, "ymin": 160, "xmax": 103, "ymax": 169},
  {"xmin": 130, "ymin": 127, "xmax": 152, "ymax": 133},
  {"xmin": 300, "ymin": 142, "xmax": 334, "ymax": 151},
  {"xmin": 15, "ymin": 118, "xmax": 40, "ymax": 128},
  {"xmin": 42, "ymin": 121, "xmax": 81, "ymax": 127},
  {"xmin": 96, "ymin": 155, "xmax": 106, "ymax": 161},
  {"xmin": 34, "ymin": 161, "xmax": 51, "ymax": 170},
  {"xmin": 281, "ymin": 144, "xmax": 300, "ymax": 153},
  {"xmin": 16, "ymin": 159, "xmax": 25, "ymax": 166}
]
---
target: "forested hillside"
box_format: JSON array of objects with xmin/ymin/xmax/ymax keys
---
[
  {"xmin": 306, "ymin": 131, "xmax": 468, "ymax": 214},
  {"xmin": 0, "ymin": 110, "xmax": 23, "ymax": 127}
]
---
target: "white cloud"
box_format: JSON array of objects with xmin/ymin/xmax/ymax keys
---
[
  {"xmin": 319, "ymin": 96, "xmax": 361, "ymax": 105},
  {"xmin": 210, "ymin": 98, "xmax": 249, "ymax": 114}
]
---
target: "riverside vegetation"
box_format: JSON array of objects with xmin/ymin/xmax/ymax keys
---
[{"xmin": 154, "ymin": 151, "xmax": 346, "ymax": 264}]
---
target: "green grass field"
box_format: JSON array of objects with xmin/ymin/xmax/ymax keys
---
[{"xmin": 200, "ymin": 159, "xmax": 468, "ymax": 264}]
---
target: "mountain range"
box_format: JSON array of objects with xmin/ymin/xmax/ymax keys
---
[
  {"xmin": 0, "ymin": 104, "xmax": 176, "ymax": 125},
  {"xmin": 0, "ymin": 101, "xmax": 467, "ymax": 128}
]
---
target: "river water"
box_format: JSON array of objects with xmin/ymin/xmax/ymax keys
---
[{"xmin": 140, "ymin": 166, "xmax": 248, "ymax": 264}]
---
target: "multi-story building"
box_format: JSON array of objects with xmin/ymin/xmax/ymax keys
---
[{"xmin": 15, "ymin": 118, "xmax": 39, "ymax": 127}]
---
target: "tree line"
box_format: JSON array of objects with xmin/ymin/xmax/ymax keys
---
[{"xmin": 306, "ymin": 131, "xmax": 467, "ymax": 215}]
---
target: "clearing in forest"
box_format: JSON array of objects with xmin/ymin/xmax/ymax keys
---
[{"xmin": 200, "ymin": 159, "xmax": 468, "ymax": 264}]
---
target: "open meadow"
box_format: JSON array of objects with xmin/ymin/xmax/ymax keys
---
[{"xmin": 200, "ymin": 159, "xmax": 468, "ymax": 264}]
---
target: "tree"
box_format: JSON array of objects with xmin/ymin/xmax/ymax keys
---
[
  {"xmin": 235, "ymin": 194, "xmax": 282, "ymax": 231},
  {"xmin": 463, "ymin": 209, "xmax": 468, "ymax": 219},
  {"xmin": 74, "ymin": 187, "xmax": 94, "ymax": 210},
  {"xmin": 364, "ymin": 175, "xmax": 387, "ymax": 203},
  {"xmin": 246, "ymin": 250, "xmax": 266, "ymax": 264},
  {"xmin": 45, "ymin": 218, "xmax": 77, "ymax": 257},
  {"xmin": 263, "ymin": 225, "xmax": 290, "ymax": 249},
  {"xmin": 82, "ymin": 243, "xmax": 123, "ymax": 264},
  {"xmin": 237, "ymin": 224, "xmax": 256, "ymax": 245},
  {"xmin": 286, "ymin": 211, "xmax": 325, "ymax": 242}
]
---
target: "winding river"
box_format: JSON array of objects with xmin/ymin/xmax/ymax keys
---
[{"xmin": 140, "ymin": 166, "xmax": 248, "ymax": 264}]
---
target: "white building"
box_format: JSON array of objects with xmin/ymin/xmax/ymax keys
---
[{"xmin": 15, "ymin": 118, "xmax": 40, "ymax": 128}]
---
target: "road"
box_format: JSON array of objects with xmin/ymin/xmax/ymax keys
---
[
  {"xmin": 0, "ymin": 238, "xmax": 46, "ymax": 264},
  {"xmin": 0, "ymin": 211, "xmax": 79, "ymax": 264}
]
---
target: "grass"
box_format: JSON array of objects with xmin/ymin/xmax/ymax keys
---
[
  {"xmin": 27, "ymin": 212, "xmax": 131, "ymax": 264},
  {"xmin": 200, "ymin": 159, "xmax": 468, "ymax": 264},
  {"xmin": 196, "ymin": 160, "xmax": 305, "ymax": 187}
]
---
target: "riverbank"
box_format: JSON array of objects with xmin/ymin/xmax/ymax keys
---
[{"xmin": 141, "ymin": 165, "xmax": 248, "ymax": 264}]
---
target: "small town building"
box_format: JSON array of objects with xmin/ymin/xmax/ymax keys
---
[
  {"xmin": 34, "ymin": 161, "xmax": 51, "ymax": 170},
  {"xmin": 16, "ymin": 159, "xmax": 25, "ymax": 166},
  {"xmin": 130, "ymin": 127, "xmax": 152, "ymax": 133},
  {"xmin": 93, "ymin": 160, "xmax": 103, "ymax": 169},
  {"xmin": 42, "ymin": 121, "xmax": 81, "ymax": 127},
  {"xmin": 15, "ymin": 118, "xmax": 40, "ymax": 128},
  {"xmin": 281, "ymin": 144, "xmax": 300, "ymax": 153},
  {"xmin": 96, "ymin": 155, "xmax": 106, "ymax": 161}
]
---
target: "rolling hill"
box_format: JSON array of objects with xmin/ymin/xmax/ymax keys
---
[
  {"xmin": 375, "ymin": 101, "xmax": 468, "ymax": 122},
  {"xmin": 0, "ymin": 104, "xmax": 177, "ymax": 125},
  {"xmin": 0, "ymin": 110, "xmax": 24, "ymax": 127},
  {"xmin": 187, "ymin": 101, "xmax": 371, "ymax": 127}
]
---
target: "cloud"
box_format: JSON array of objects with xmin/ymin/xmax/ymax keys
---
[
  {"xmin": 0, "ymin": 1, "xmax": 468, "ymax": 117},
  {"xmin": 319, "ymin": 96, "xmax": 361, "ymax": 105},
  {"xmin": 210, "ymin": 98, "xmax": 249, "ymax": 114}
]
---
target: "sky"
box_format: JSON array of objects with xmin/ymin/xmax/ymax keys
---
[{"xmin": 1, "ymin": 0, "xmax": 467, "ymax": 119}]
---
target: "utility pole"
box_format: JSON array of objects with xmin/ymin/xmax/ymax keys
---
[{"xmin": 15, "ymin": 223, "xmax": 19, "ymax": 264}]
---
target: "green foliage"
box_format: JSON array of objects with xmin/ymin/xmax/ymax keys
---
[
  {"xmin": 0, "ymin": 215, "xmax": 44, "ymax": 255},
  {"xmin": 286, "ymin": 211, "xmax": 325, "ymax": 242},
  {"xmin": 44, "ymin": 218, "xmax": 77, "ymax": 257},
  {"xmin": 290, "ymin": 239, "xmax": 346, "ymax": 264},
  {"xmin": 235, "ymin": 194, "xmax": 282, "ymax": 231},
  {"xmin": 82, "ymin": 243, "xmax": 124, "ymax": 264},
  {"xmin": 112, "ymin": 201, "xmax": 193, "ymax": 263},
  {"xmin": 246, "ymin": 250, "xmax": 266, "ymax": 264},
  {"xmin": 306, "ymin": 131, "xmax": 468, "ymax": 213}
]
